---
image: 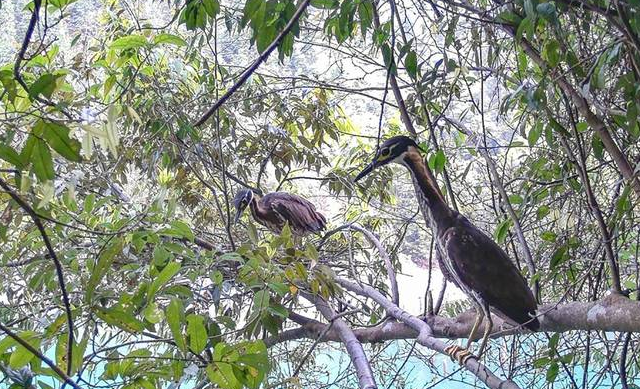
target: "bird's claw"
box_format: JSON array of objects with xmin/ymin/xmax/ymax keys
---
[{"xmin": 444, "ymin": 344, "xmax": 477, "ymax": 365}]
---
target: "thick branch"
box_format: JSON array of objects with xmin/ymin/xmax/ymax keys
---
[
  {"xmin": 307, "ymin": 295, "xmax": 378, "ymax": 389},
  {"xmin": 268, "ymin": 294, "xmax": 640, "ymax": 348},
  {"xmin": 335, "ymin": 278, "xmax": 521, "ymax": 389}
]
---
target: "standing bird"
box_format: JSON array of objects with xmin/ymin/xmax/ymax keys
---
[
  {"xmin": 233, "ymin": 189, "xmax": 327, "ymax": 236},
  {"xmin": 354, "ymin": 136, "xmax": 538, "ymax": 363}
]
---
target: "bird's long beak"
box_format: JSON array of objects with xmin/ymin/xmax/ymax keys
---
[
  {"xmin": 354, "ymin": 161, "xmax": 377, "ymax": 182},
  {"xmin": 233, "ymin": 210, "xmax": 241, "ymax": 224}
]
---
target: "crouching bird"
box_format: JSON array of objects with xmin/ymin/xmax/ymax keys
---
[
  {"xmin": 233, "ymin": 189, "xmax": 327, "ymax": 237},
  {"xmin": 354, "ymin": 136, "xmax": 538, "ymax": 363}
]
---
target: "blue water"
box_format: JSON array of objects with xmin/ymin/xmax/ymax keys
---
[{"xmin": 9, "ymin": 335, "xmax": 640, "ymax": 389}]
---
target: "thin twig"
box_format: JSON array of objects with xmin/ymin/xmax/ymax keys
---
[
  {"xmin": 13, "ymin": 0, "xmax": 72, "ymax": 119},
  {"xmin": 193, "ymin": 0, "xmax": 312, "ymax": 127}
]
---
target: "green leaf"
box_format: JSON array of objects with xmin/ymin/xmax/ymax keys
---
[
  {"xmin": 211, "ymin": 270, "xmax": 224, "ymax": 285},
  {"xmin": 405, "ymin": 50, "xmax": 418, "ymax": 79},
  {"xmin": 253, "ymin": 290, "xmax": 270, "ymax": 312},
  {"xmin": 537, "ymin": 205, "xmax": 550, "ymax": 220},
  {"xmin": 494, "ymin": 219, "xmax": 512, "ymax": 244},
  {"xmin": 311, "ymin": 0, "xmax": 338, "ymax": 8},
  {"xmin": 542, "ymin": 40, "xmax": 561, "ymax": 68},
  {"xmin": 516, "ymin": 16, "xmax": 533, "ymax": 41},
  {"xmin": 591, "ymin": 133, "xmax": 604, "ymax": 160},
  {"xmin": 358, "ymin": 0, "xmax": 374, "ymax": 36},
  {"xmin": 148, "ymin": 261, "xmax": 181, "ymax": 302},
  {"xmin": 533, "ymin": 357, "xmax": 550, "ymax": 368},
  {"xmin": 187, "ymin": 314, "xmax": 208, "ymax": 354},
  {"xmin": 546, "ymin": 362, "xmax": 559, "ymax": 382},
  {"xmin": 110, "ymin": 35, "xmax": 148, "ymax": 50},
  {"xmin": 203, "ymin": 0, "xmax": 220, "ymax": 17},
  {"xmin": 540, "ymin": 231, "xmax": 557, "ymax": 242},
  {"xmin": 8, "ymin": 331, "xmax": 40, "ymax": 369},
  {"xmin": 160, "ymin": 220, "xmax": 195, "ymax": 241},
  {"xmin": 153, "ymin": 33, "xmax": 187, "ymax": 47},
  {"xmin": 30, "ymin": 136, "xmax": 55, "ymax": 181},
  {"xmin": 268, "ymin": 282, "xmax": 289, "ymax": 296},
  {"xmin": 29, "ymin": 73, "xmax": 60, "ymax": 99},
  {"xmin": 550, "ymin": 246, "xmax": 569, "ymax": 270},
  {"xmin": 528, "ymin": 122, "xmax": 543, "ymax": 146},
  {"xmin": 37, "ymin": 120, "xmax": 82, "ymax": 162},
  {"xmin": 0, "ymin": 143, "xmax": 25, "ymax": 169},
  {"xmin": 381, "ymin": 43, "xmax": 394, "ymax": 71},
  {"xmin": 206, "ymin": 362, "xmax": 242, "ymax": 389},
  {"xmin": 94, "ymin": 307, "xmax": 145, "ymax": 333},
  {"xmin": 536, "ymin": 3, "xmax": 557, "ymax": 23},
  {"xmin": 86, "ymin": 238, "xmax": 124, "ymax": 301},
  {"xmin": 428, "ymin": 150, "xmax": 446, "ymax": 174},
  {"xmin": 247, "ymin": 221, "xmax": 259, "ymax": 243},
  {"xmin": 144, "ymin": 302, "xmax": 164, "ymax": 324},
  {"xmin": 167, "ymin": 298, "xmax": 187, "ymax": 352}
]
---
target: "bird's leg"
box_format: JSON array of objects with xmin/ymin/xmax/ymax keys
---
[
  {"xmin": 444, "ymin": 306, "xmax": 483, "ymax": 365},
  {"xmin": 476, "ymin": 301, "xmax": 493, "ymax": 358},
  {"xmin": 464, "ymin": 308, "xmax": 484, "ymax": 350}
]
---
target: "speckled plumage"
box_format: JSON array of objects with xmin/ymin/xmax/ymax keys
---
[
  {"xmin": 355, "ymin": 136, "xmax": 539, "ymax": 331},
  {"xmin": 234, "ymin": 189, "xmax": 327, "ymax": 237}
]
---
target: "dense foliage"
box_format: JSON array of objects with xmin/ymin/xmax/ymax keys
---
[{"xmin": 0, "ymin": 0, "xmax": 639, "ymax": 388}]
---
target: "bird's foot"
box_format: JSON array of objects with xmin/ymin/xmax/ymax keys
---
[{"xmin": 444, "ymin": 344, "xmax": 477, "ymax": 365}]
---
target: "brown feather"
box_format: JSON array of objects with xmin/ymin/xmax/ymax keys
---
[
  {"xmin": 256, "ymin": 192, "xmax": 327, "ymax": 236},
  {"xmin": 443, "ymin": 215, "xmax": 539, "ymax": 330}
]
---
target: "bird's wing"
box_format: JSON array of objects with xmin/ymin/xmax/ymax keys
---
[
  {"xmin": 263, "ymin": 192, "xmax": 327, "ymax": 234},
  {"xmin": 443, "ymin": 219, "xmax": 539, "ymax": 330}
]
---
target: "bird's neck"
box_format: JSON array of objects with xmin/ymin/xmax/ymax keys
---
[
  {"xmin": 402, "ymin": 150, "xmax": 453, "ymax": 229},
  {"xmin": 248, "ymin": 195, "xmax": 267, "ymax": 220}
]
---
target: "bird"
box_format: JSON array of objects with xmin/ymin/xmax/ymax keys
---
[
  {"xmin": 354, "ymin": 135, "xmax": 538, "ymax": 363},
  {"xmin": 233, "ymin": 189, "xmax": 327, "ymax": 236}
]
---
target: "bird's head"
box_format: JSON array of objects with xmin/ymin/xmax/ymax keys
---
[
  {"xmin": 233, "ymin": 189, "xmax": 255, "ymax": 224},
  {"xmin": 354, "ymin": 136, "xmax": 421, "ymax": 182}
]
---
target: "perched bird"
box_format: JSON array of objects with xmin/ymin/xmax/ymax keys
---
[
  {"xmin": 354, "ymin": 135, "xmax": 538, "ymax": 363},
  {"xmin": 233, "ymin": 189, "xmax": 327, "ymax": 236}
]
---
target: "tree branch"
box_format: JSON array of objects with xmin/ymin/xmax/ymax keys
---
[
  {"xmin": 335, "ymin": 277, "xmax": 521, "ymax": 389},
  {"xmin": 193, "ymin": 0, "xmax": 312, "ymax": 127},
  {"xmin": 305, "ymin": 294, "xmax": 378, "ymax": 389},
  {"xmin": 0, "ymin": 322, "xmax": 81, "ymax": 389},
  {"xmin": 320, "ymin": 224, "xmax": 399, "ymax": 306},
  {"xmin": 0, "ymin": 178, "xmax": 75, "ymax": 381},
  {"xmin": 268, "ymin": 294, "xmax": 640, "ymax": 347}
]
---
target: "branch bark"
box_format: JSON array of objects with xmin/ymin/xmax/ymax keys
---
[
  {"xmin": 305, "ymin": 294, "xmax": 378, "ymax": 389},
  {"xmin": 268, "ymin": 294, "xmax": 640, "ymax": 348},
  {"xmin": 335, "ymin": 278, "xmax": 521, "ymax": 389},
  {"xmin": 514, "ymin": 36, "xmax": 640, "ymax": 198}
]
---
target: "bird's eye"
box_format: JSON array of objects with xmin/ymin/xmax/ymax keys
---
[{"xmin": 380, "ymin": 148, "xmax": 390, "ymax": 157}]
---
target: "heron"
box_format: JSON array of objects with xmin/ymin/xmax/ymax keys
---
[
  {"xmin": 233, "ymin": 189, "xmax": 327, "ymax": 237},
  {"xmin": 354, "ymin": 135, "xmax": 538, "ymax": 363}
]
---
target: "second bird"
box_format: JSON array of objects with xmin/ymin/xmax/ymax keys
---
[{"xmin": 233, "ymin": 189, "xmax": 327, "ymax": 236}]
